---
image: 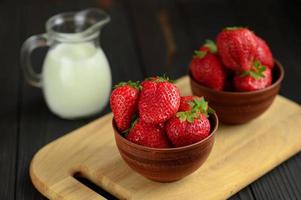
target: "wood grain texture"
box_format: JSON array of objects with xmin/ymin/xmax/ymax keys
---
[
  {"xmin": 126, "ymin": 0, "xmax": 192, "ymax": 78},
  {"xmin": 16, "ymin": 3, "xmax": 85, "ymax": 200},
  {"xmin": 30, "ymin": 76, "xmax": 301, "ymax": 200},
  {"xmin": 0, "ymin": 5, "xmax": 20, "ymax": 200}
]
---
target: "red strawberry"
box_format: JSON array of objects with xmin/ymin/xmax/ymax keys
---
[
  {"xmin": 166, "ymin": 113, "xmax": 210, "ymax": 147},
  {"xmin": 166, "ymin": 97, "xmax": 212, "ymax": 147},
  {"xmin": 233, "ymin": 61, "xmax": 272, "ymax": 91},
  {"xmin": 110, "ymin": 81, "xmax": 140, "ymax": 132},
  {"xmin": 255, "ymin": 36, "xmax": 274, "ymax": 68},
  {"xmin": 179, "ymin": 96, "xmax": 200, "ymax": 111},
  {"xmin": 138, "ymin": 76, "xmax": 180, "ymax": 124},
  {"xmin": 190, "ymin": 40, "xmax": 226, "ymax": 91},
  {"xmin": 126, "ymin": 120, "xmax": 170, "ymax": 148},
  {"xmin": 216, "ymin": 27, "xmax": 258, "ymax": 71}
]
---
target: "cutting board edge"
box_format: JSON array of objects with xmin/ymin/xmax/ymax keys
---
[{"xmin": 29, "ymin": 90, "xmax": 301, "ymax": 200}]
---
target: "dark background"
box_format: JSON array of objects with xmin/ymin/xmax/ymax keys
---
[{"xmin": 0, "ymin": 0, "xmax": 300, "ymax": 199}]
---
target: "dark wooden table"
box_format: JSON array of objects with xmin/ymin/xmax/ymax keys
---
[{"xmin": 0, "ymin": 0, "xmax": 300, "ymax": 199}]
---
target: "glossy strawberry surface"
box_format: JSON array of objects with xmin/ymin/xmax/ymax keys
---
[
  {"xmin": 234, "ymin": 67, "xmax": 272, "ymax": 91},
  {"xmin": 190, "ymin": 52, "xmax": 226, "ymax": 91},
  {"xmin": 110, "ymin": 82, "xmax": 140, "ymax": 132},
  {"xmin": 126, "ymin": 120, "xmax": 170, "ymax": 148},
  {"xmin": 166, "ymin": 114, "xmax": 210, "ymax": 147},
  {"xmin": 255, "ymin": 36, "xmax": 274, "ymax": 68},
  {"xmin": 138, "ymin": 77, "xmax": 180, "ymax": 124},
  {"xmin": 216, "ymin": 27, "xmax": 258, "ymax": 72}
]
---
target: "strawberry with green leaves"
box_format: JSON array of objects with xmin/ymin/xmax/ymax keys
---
[
  {"xmin": 190, "ymin": 40, "xmax": 226, "ymax": 91},
  {"xmin": 126, "ymin": 120, "xmax": 171, "ymax": 148},
  {"xmin": 110, "ymin": 81, "xmax": 141, "ymax": 132},
  {"xmin": 179, "ymin": 95, "xmax": 215, "ymax": 113},
  {"xmin": 138, "ymin": 76, "xmax": 180, "ymax": 124},
  {"xmin": 233, "ymin": 60, "xmax": 272, "ymax": 91},
  {"xmin": 179, "ymin": 96, "xmax": 200, "ymax": 111},
  {"xmin": 216, "ymin": 27, "xmax": 258, "ymax": 72},
  {"xmin": 166, "ymin": 97, "xmax": 213, "ymax": 147}
]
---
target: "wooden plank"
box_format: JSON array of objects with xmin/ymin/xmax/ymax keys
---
[
  {"xmin": 175, "ymin": 0, "xmax": 240, "ymax": 48},
  {"xmin": 30, "ymin": 76, "xmax": 301, "ymax": 200},
  {"xmin": 251, "ymin": 157, "xmax": 301, "ymax": 200},
  {"xmin": 126, "ymin": 0, "xmax": 192, "ymax": 79},
  {"xmin": 0, "ymin": 4, "xmax": 20, "ymax": 200},
  {"xmin": 16, "ymin": 1, "xmax": 144, "ymax": 199},
  {"xmin": 231, "ymin": 1, "xmax": 301, "ymax": 199},
  {"xmin": 230, "ymin": 189, "xmax": 255, "ymax": 200},
  {"xmin": 16, "ymin": 3, "xmax": 82, "ymax": 200}
]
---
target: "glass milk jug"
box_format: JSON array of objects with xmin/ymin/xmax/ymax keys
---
[{"xmin": 21, "ymin": 8, "xmax": 112, "ymax": 119}]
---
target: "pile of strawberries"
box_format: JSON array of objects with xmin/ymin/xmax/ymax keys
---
[
  {"xmin": 190, "ymin": 27, "xmax": 274, "ymax": 92},
  {"xmin": 110, "ymin": 77, "xmax": 214, "ymax": 148}
]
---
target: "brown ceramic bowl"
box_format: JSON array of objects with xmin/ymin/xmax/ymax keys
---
[
  {"xmin": 189, "ymin": 60, "xmax": 284, "ymax": 124},
  {"xmin": 113, "ymin": 113, "xmax": 218, "ymax": 182}
]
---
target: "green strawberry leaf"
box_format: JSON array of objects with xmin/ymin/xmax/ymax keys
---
[
  {"xmin": 249, "ymin": 71, "xmax": 260, "ymax": 79},
  {"xmin": 198, "ymin": 97, "xmax": 208, "ymax": 114},
  {"xmin": 188, "ymin": 101, "xmax": 195, "ymax": 109},
  {"xmin": 187, "ymin": 115, "xmax": 194, "ymax": 123},
  {"xmin": 151, "ymin": 75, "xmax": 175, "ymax": 83},
  {"xmin": 176, "ymin": 112, "xmax": 187, "ymax": 122},
  {"xmin": 194, "ymin": 97, "xmax": 211, "ymax": 115},
  {"xmin": 114, "ymin": 80, "xmax": 141, "ymax": 90},
  {"xmin": 208, "ymin": 107, "xmax": 215, "ymax": 114},
  {"xmin": 204, "ymin": 39, "xmax": 217, "ymax": 53},
  {"xmin": 190, "ymin": 97, "xmax": 209, "ymax": 116},
  {"xmin": 239, "ymin": 60, "xmax": 267, "ymax": 80},
  {"xmin": 240, "ymin": 71, "xmax": 249, "ymax": 78},
  {"xmin": 224, "ymin": 26, "xmax": 244, "ymax": 30},
  {"xmin": 194, "ymin": 50, "xmax": 207, "ymax": 59},
  {"xmin": 176, "ymin": 111, "xmax": 198, "ymax": 123},
  {"xmin": 253, "ymin": 60, "xmax": 261, "ymax": 67},
  {"xmin": 178, "ymin": 96, "xmax": 213, "ymax": 122}
]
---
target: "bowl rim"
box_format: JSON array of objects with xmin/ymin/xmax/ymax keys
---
[
  {"xmin": 113, "ymin": 112, "xmax": 218, "ymax": 152},
  {"xmin": 189, "ymin": 59, "xmax": 285, "ymax": 96}
]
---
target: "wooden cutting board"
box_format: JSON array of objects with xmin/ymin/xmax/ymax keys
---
[{"xmin": 30, "ymin": 76, "xmax": 301, "ymax": 200}]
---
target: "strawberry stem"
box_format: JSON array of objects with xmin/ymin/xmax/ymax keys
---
[
  {"xmin": 240, "ymin": 60, "xmax": 267, "ymax": 80},
  {"xmin": 204, "ymin": 39, "xmax": 217, "ymax": 53},
  {"xmin": 114, "ymin": 80, "xmax": 141, "ymax": 90},
  {"xmin": 176, "ymin": 110, "xmax": 200, "ymax": 123},
  {"xmin": 177, "ymin": 97, "xmax": 215, "ymax": 123},
  {"xmin": 148, "ymin": 75, "xmax": 175, "ymax": 83},
  {"xmin": 194, "ymin": 50, "xmax": 207, "ymax": 59},
  {"xmin": 224, "ymin": 26, "xmax": 245, "ymax": 30}
]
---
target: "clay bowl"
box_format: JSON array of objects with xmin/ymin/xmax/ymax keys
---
[
  {"xmin": 189, "ymin": 60, "xmax": 284, "ymax": 124},
  {"xmin": 113, "ymin": 113, "xmax": 218, "ymax": 182}
]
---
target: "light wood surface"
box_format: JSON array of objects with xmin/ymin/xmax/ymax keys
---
[{"xmin": 30, "ymin": 76, "xmax": 301, "ymax": 200}]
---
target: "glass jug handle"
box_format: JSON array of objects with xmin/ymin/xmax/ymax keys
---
[{"xmin": 20, "ymin": 33, "xmax": 48, "ymax": 88}]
